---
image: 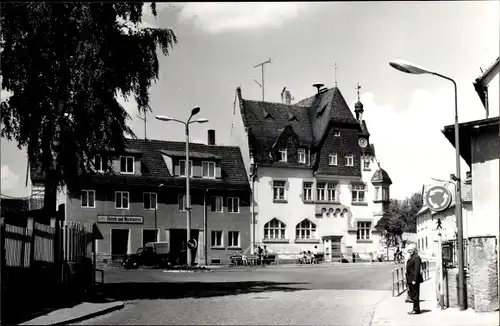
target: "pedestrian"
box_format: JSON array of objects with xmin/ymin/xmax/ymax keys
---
[{"xmin": 405, "ymin": 243, "xmax": 423, "ymax": 315}]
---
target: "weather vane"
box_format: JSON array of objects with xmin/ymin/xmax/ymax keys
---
[
  {"xmin": 334, "ymin": 62, "xmax": 338, "ymax": 87},
  {"xmin": 356, "ymin": 82, "xmax": 361, "ymax": 101}
]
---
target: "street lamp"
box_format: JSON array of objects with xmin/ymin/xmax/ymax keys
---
[
  {"xmin": 156, "ymin": 107, "xmax": 208, "ymax": 266},
  {"xmin": 390, "ymin": 59, "xmax": 466, "ymax": 311},
  {"xmin": 155, "ymin": 184, "xmax": 164, "ymax": 242}
]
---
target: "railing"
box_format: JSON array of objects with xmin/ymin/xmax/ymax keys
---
[{"xmin": 392, "ymin": 260, "xmax": 431, "ymax": 297}]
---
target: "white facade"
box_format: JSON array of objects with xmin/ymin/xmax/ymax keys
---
[{"xmin": 253, "ymin": 160, "xmax": 387, "ymax": 261}]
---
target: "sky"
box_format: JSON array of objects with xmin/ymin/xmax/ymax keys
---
[{"xmin": 1, "ymin": 1, "xmax": 499, "ymax": 200}]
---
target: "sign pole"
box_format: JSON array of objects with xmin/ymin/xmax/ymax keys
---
[{"xmin": 438, "ymin": 231, "xmax": 445, "ymax": 310}]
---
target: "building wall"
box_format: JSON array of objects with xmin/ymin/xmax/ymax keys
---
[
  {"xmin": 254, "ymin": 163, "xmax": 385, "ymax": 257},
  {"xmin": 64, "ymin": 184, "xmax": 250, "ymax": 263},
  {"xmin": 470, "ymin": 129, "xmax": 499, "ymax": 238}
]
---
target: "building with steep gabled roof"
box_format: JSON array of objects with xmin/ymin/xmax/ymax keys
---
[{"xmin": 231, "ymin": 83, "xmax": 392, "ymax": 261}]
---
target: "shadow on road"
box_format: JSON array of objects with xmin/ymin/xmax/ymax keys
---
[{"xmin": 96, "ymin": 281, "xmax": 309, "ymax": 301}]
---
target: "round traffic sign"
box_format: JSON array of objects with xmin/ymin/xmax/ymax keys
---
[
  {"xmin": 187, "ymin": 239, "xmax": 198, "ymax": 250},
  {"xmin": 425, "ymin": 185, "xmax": 452, "ymax": 212}
]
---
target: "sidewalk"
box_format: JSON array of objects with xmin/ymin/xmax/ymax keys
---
[
  {"xmin": 20, "ymin": 301, "xmax": 125, "ymax": 325},
  {"xmin": 371, "ymin": 279, "xmax": 498, "ymax": 326}
]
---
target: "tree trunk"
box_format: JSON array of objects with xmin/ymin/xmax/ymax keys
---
[{"xmin": 42, "ymin": 169, "xmax": 58, "ymax": 225}]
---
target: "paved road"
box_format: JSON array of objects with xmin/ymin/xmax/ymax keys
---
[{"xmin": 77, "ymin": 263, "xmax": 398, "ymax": 325}]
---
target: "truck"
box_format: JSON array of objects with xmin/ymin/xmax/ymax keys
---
[{"xmin": 122, "ymin": 242, "xmax": 171, "ymax": 269}]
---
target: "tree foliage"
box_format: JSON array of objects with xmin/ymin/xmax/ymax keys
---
[
  {"xmin": 1, "ymin": 3, "xmax": 177, "ymax": 213},
  {"xmin": 385, "ymin": 192, "xmax": 423, "ymax": 237}
]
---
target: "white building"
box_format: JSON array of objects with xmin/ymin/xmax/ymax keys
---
[{"xmin": 231, "ymin": 84, "xmax": 393, "ymax": 261}]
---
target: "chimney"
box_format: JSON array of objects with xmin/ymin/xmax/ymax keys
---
[
  {"xmin": 208, "ymin": 129, "xmax": 215, "ymax": 146},
  {"xmin": 281, "ymin": 87, "xmax": 286, "ymax": 103},
  {"xmin": 313, "ymin": 83, "xmax": 324, "ymax": 95},
  {"xmin": 285, "ymin": 90, "xmax": 292, "ymax": 105}
]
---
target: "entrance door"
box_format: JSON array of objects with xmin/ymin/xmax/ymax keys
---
[
  {"xmin": 169, "ymin": 229, "xmax": 200, "ymax": 265},
  {"xmin": 331, "ymin": 238, "xmax": 342, "ymax": 262},
  {"xmin": 111, "ymin": 229, "xmax": 129, "ymax": 260}
]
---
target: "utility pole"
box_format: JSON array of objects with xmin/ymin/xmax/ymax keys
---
[
  {"xmin": 137, "ymin": 111, "xmax": 147, "ymax": 140},
  {"xmin": 254, "ymin": 58, "xmax": 272, "ymax": 101}
]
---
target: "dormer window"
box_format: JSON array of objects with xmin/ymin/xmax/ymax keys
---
[
  {"xmin": 298, "ymin": 148, "xmax": 306, "ymax": 164},
  {"xmin": 328, "ymin": 153, "xmax": 338, "ymax": 166},
  {"xmin": 278, "ymin": 149, "xmax": 287, "ymax": 162},
  {"xmin": 94, "ymin": 154, "xmax": 106, "ymax": 172},
  {"xmin": 334, "ymin": 130, "xmax": 340, "ymax": 137},
  {"xmin": 179, "ymin": 160, "xmax": 193, "ymax": 177},
  {"xmin": 120, "ymin": 156, "xmax": 134, "ymax": 174},
  {"xmin": 345, "ymin": 154, "xmax": 354, "ymax": 167},
  {"xmin": 202, "ymin": 161, "xmax": 216, "ymax": 178}
]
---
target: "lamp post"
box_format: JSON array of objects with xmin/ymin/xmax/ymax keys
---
[
  {"xmin": 155, "ymin": 184, "xmax": 164, "ymax": 242},
  {"xmin": 389, "ymin": 59, "xmax": 466, "ymax": 311},
  {"xmin": 156, "ymin": 107, "xmax": 208, "ymax": 266}
]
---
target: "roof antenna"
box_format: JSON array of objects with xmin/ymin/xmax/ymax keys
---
[
  {"xmin": 334, "ymin": 62, "xmax": 338, "ymax": 87},
  {"xmin": 137, "ymin": 111, "xmax": 147, "ymax": 140},
  {"xmin": 254, "ymin": 58, "xmax": 272, "ymax": 101}
]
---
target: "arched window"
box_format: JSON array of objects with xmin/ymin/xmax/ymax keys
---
[
  {"xmin": 264, "ymin": 218, "xmax": 287, "ymax": 239},
  {"xmin": 296, "ymin": 219, "xmax": 316, "ymax": 239}
]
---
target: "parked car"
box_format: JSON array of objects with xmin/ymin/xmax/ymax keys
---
[{"xmin": 122, "ymin": 242, "xmax": 171, "ymax": 269}]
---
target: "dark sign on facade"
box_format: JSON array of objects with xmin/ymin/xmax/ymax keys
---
[{"xmin": 97, "ymin": 215, "xmax": 144, "ymax": 224}]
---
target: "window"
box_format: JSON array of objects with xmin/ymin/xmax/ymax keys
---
[
  {"xmin": 202, "ymin": 161, "xmax": 216, "ymax": 178},
  {"xmin": 363, "ymin": 157, "xmax": 370, "ymax": 169},
  {"xmin": 273, "ymin": 180, "xmax": 286, "ymax": 201},
  {"xmin": 178, "ymin": 194, "xmax": 187, "ymax": 211},
  {"xmin": 115, "ymin": 191, "xmax": 129, "ymax": 209},
  {"xmin": 278, "ymin": 148, "xmax": 287, "ymax": 162},
  {"xmin": 382, "ymin": 188, "xmax": 389, "ymax": 201},
  {"xmin": 327, "ymin": 184, "xmax": 336, "ymax": 202},
  {"xmin": 264, "ymin": 218, "xmax": 286, "ymax": 239},
  {"xmin": 81, "ymin": 190, "xmax": 95, "ymax": 208},
  {"xmin": 334, "ymin": 130, "xmax": 340, "ymax": 137},
  {"xmin": 303, "ymin": 182, "xmax": 313, "ymax": 201},
  {"xmin": 298, "ymin": 148, "xmax": 306, "ymax": 164},
  {"xmin": 94, "ymin": 155, "xmax": 106, "ymax": 172},
  {"xmin": 357, "ymin": 222, "xmax": 371, "ymax": 240},
  {"xmin": 317, "ymin": 183, "xmax": 326, "ymax": 201},
  {"xmin": 227, "ymin": 197, "xmax": 239, "ymax": 213},
  {"xmin": 143, "ymin": 192, "xmax": 157, "ymax": 210},
  {"xmin": 228, "ymin": 231, "xmax": 240, "ymax": 248},
  {"xmin": 210, "ymin": 196, "xmax": 223, "ymax": 212},
  {"xmin": 345, "ymin": 154, "xmax": 354, "ymax": 166},
  {"xmin": 296, "ymin": 219, "xmax": 316, "ymax": 239},
  {"xmin": 425, "ymin": 237, "xmax": 428, "ymax": 250},
  {"xmin": 120, "ymin": 156, "xmax": 134, "ymax": 174},
  {"xmin": 352, "ymin": 184, "xmax": 366, "ymax": 203},
  {"xmin": 329, "ymin": 153, "xmax": 338, "ymax": 166},
  {"xmin": 179, "ymin": 160, "xmax": 193, "ymax": 177},
  {"xmin": 211, "ymin": 230, "xmax": 223, "ymax": 247}
]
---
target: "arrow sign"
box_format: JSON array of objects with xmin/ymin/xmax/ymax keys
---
[{"xmin": 425, "ymin": 185, "xmax": 452, "ymax": 212}]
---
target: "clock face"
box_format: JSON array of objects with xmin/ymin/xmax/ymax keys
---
[{"xmin": 358, "ymin": 138, "xmax": 368, "ymax": 148}]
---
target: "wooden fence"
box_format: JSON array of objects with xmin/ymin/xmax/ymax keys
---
[{"xmin": 1, "ymin": 218, "xmax": 94, "ymax": 324}]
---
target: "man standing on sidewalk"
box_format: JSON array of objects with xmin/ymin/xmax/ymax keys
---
[{"xmin": 406, "ymin": 243, "xmax": 423, "ymax": 315}]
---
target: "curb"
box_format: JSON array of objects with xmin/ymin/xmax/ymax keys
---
[{"xmin": 52, "ymin": 302, "xmax": 125, "ymax": 325}]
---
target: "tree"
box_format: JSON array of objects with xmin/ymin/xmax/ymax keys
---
[
  {"xmin": 385, "ymin": 192, "xmax": 423, "ymax": 241},
  {"xmin": 1, "ymin": 3, "xmax": 177, "ymax": 217}
]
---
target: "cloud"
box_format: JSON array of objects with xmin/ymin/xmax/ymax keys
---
[
  {"xmin": 116, "ymin": 93, "xmax": 142, "ymax": 136},
  {"xmin": 178, "ymin": 3, "xmax": 309, "ymax": 33},
  {"xmin": 359, "ymin": 80, "xmax": 492, "ymax": 200},
  {"xmin": 1, "ymin": 164, "xmax": 19, "ymax": 192}
]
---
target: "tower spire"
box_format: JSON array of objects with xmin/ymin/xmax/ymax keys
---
[
  {"xmin": 356, "ymin": 82, "xmax": 361, "ymax": 101},
  {"xmin": 334, "ymin": 62, "xmax": 338, "ymax": 87}
]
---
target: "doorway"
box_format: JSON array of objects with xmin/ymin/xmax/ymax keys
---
[
  {"xmin": 169, "ymin": 229, "xmax": 200, "ymax": 265},
  {"xmin": 111, "ymin": 229, "xmax": 129, "ymax": 260},
  {"xmin": 331, "ymin": 238, "xmax": 342, "ymax": 262}
]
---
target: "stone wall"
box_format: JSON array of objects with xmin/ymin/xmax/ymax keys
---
[
  {"xmin": 442, "ymin": 267, "xmax": 474, "ymax": 309},
  {"xmin": 468, "ymin": 236, "xmax": 499, "ymax": 312}
]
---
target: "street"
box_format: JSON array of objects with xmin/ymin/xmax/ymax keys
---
[{"xmin": 76, "ymin": 263, "xmax": 396, "ymax": 325}]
